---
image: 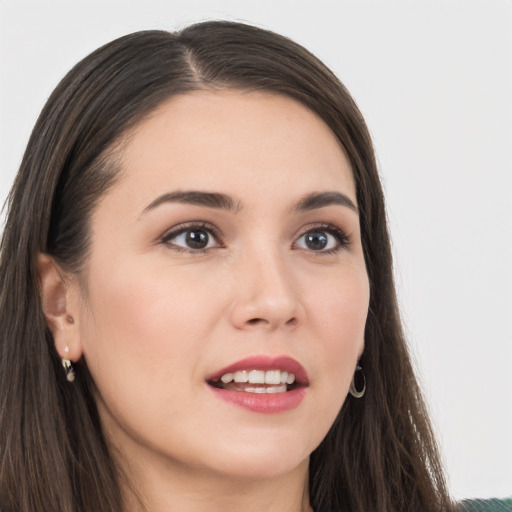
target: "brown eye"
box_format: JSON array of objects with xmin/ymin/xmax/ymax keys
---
[
  {"xmin": 184, "ymin": 229, "xmax": 210, "ymax": 249},
  {"xmin": 163, "ymin": 226, "xmax": 219, "ymax": 251}
]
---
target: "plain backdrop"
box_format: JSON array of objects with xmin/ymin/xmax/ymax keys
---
[{"xmin": 1, "ymin": 0, "xmax": 511, "ymax": 501}]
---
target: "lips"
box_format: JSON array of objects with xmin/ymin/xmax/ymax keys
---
[
  {"xmin": 206, "ymin": 355, "xmax": 309, "ymax": 385},
  {"xmin": 206, "ymin": 355, "xmax": 309, "ymax": 413}
]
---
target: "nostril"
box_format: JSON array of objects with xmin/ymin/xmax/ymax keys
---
[
  {"xmin": 245, "ymin": 317, "xmax": 298, "ymax": 328},
  {"xmin": 285, "ymin": 317, "xmax": 298, "ymax": 328},
  {"xmin": 247, "ymin": 318, "xmax": 268, "ymax": 326}
]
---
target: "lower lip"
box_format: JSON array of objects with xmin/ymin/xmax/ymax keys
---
[{"xmin": 208, "ymin": 385, "xmax": 307, "ymax": 413}]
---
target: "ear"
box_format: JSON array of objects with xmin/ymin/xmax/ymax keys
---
[{"xmin": 37, "ymin": 254, "xmax": 83, "ymax": 362}]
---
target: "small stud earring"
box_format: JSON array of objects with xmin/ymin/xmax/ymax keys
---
[{"xmin": 62, "ymin": 346, "xmax": 75, "ymax": 382}]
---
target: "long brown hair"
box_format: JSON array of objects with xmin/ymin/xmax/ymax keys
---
[{"xmin": 0, "ymin": 21, "xmax": 455, "ymax": 512}]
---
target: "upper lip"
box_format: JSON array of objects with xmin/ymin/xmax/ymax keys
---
[{"xmin": 206, "ymin": 355, "xmax": 309, "ymax": 385}]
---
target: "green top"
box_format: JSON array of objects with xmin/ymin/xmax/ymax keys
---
[{"xmin": 459, "ymin": 498, "xmax": 512, "ymax": 511}]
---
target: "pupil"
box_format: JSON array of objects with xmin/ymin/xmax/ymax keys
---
[
  {"xmin": 186, "ymin": 230, "xmax": 209, "ymax": 249},
  {"xmin": 305, "ymin": 231, "xmax": 328, "ymax": 250}
]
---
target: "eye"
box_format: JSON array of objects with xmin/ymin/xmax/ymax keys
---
[
  {"xmin": 161, "ymin": 224, "xmax": 221, "ymax": 252},
  {"xmin": 294, "ymin": 226, "xmax": 349, "ymax": 253}
]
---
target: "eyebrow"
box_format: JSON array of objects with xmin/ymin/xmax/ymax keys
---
[
  {"xmin": 141, "ymin": 189, "xmax": 358, "ymax": 217},
  {"xmin": 294, "ymin": 191, "xmax": 358, "ymax": 214},
  {"xmin": 141, "ymin": 191, "xmax": 241, "ymax": 215}
]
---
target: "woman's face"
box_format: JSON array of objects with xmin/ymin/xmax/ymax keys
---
[{"xmin": 68, "ymin": 91, "xmax": 369, "ymax": 481}]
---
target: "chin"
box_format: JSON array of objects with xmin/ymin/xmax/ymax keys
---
[
  {"xmin": 211, "ymin": 452, "xmax": 310, "ymax": 482},
  {"xmin": 186, "ymin": 427, "xmax": 316, "ymax": 481}
]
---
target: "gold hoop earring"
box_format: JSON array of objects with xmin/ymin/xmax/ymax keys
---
[{"xmin": 349, "ymin": 364, "xmax": 365, "ymax": 398}]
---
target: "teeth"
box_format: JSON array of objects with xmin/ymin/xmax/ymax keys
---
[
  {"xmin": 234, "ymin": 370, "xmax": 248, "ymax": 383},
  {"xmin": 218, "ymin": 370, "xmax": 296, "ymax": 385},
  {"xmin": 240, "ymin": 385, "xmax": 287, "ymax": 394},
  {"xmin": 220, "ymin": 373, "xmax": 234, "ymax": 384},
  {"xmin": 248, "ymin": 370, "xmax": 265, "ymax": 384},
  {"xmin": 245, "ymin": 386, "xmax": 266, "ymax": 394},
  {"xmin": 266, "ymin": 385, "xmax": 287, "ymax": 394},
  {"xmin": 265, "ymin": 370, "xmax": 281, "ymax": 385}
]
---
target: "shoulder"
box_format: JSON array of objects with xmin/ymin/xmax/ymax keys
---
[{"xmin": 459, "ymin": 497, "xmax": 512, "ymax": 512}]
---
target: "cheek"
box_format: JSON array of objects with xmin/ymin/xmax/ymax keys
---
[
  {"xmin": 76, "ymin": 261, "xmax": 230, "ymax": 447},
  {"xmin": 308, "ymin": 264, "xmax": 369, "ymax": 345},
  {"xmin": 78, "ymin": 260, "xmax": 224, "ymax": 393},
  {"xmin": 304, "ymin": 264, "xmax": 369, "ymax": 391}
]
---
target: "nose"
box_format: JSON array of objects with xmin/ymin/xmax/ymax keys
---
[{"xmin": 229, "ymin": 249, "xmax": 304, "ymax": 332}]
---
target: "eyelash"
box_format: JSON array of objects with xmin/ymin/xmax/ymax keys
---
[
  {"xmin": 160, "ymin": 222, "xmax": 350, "ymax": 254},
  {"xmin": 293, "ymin": 223, "xmax": 351, "ymax": 255},
  {"xmin": 160, "ymin": 222, "xmax": 224, "ymax": 254}
]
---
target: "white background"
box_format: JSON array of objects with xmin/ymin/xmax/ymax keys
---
[{"xmin": 1, "ymin": 0, "xmax": 511, "ymax": 501}]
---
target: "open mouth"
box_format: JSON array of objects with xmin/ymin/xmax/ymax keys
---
[
  {"xmin": 207, "ymin": 369, "xmax": 300, "ymax": 394},
  {"xmin": 205, "ymin": 356, "xmax": 308, "ymax": 413}
]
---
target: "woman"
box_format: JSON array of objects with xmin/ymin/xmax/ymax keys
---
[{"xmin": 0, "ymin": 20, "xmax": 462, "ymax": 512}]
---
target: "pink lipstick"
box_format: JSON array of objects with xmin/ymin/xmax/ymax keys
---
[{"xmin": 206, "ymin": 355, "xmax": 309, "ymax": 414}]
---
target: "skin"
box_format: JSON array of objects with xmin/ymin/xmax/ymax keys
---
[{"xmin": 39, "ymin": 91, "xmax": 370, "ymax": 512}]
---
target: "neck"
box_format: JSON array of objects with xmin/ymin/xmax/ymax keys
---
[{"xmin": 118, "ymin": 451, "xmax": 313, "ymax": 512}]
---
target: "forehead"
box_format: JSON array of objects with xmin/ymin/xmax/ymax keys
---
[{"xmin": 112, "ymin": 90, "xmax": 356, "ymax": 210}]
